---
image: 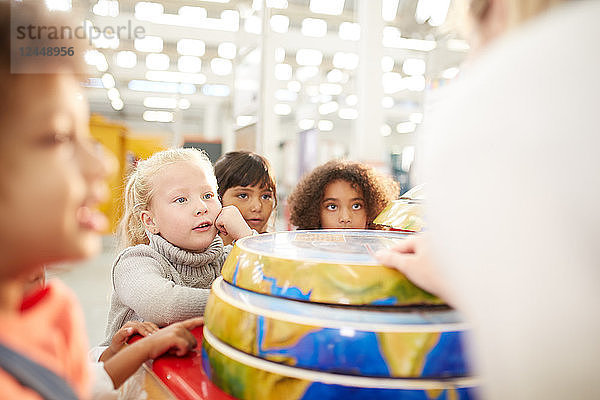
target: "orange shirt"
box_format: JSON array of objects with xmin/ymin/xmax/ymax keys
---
[{"xmin": 0, "ymin": 279, "xmax": 90, "ymax": 399}]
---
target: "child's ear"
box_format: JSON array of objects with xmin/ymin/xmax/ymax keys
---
[{"xmin": 141, "ymin": 211, "xmax": 159, "ymax": 234}]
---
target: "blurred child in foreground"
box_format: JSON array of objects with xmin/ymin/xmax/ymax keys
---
[{"xmin": 0, "ymin": 3, "xmax": 202, "ymax": 398}]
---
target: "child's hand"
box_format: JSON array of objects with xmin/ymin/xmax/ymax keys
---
[
  {"xmin": 99, "ymin": 321, "xmax": 159, "ymax": 362},
  {"xmin": 375, "ymin": 234, "xmax": 454, "ymax": 305},
  {"xmin": 144, "ymin": 317, "xmax": 205, "ymax": 359},
  {"xmin": 102, "ymin": 317, "xmax": 204, "ymax": 388},
  {"xmin": 215, "ymin": 205, "xmax": 253, "ymax": 241}
]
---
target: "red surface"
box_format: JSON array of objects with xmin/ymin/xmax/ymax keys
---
[
  {"xmin": 151, "ymin": 327, "xmax": 237, "ymax": 400},
  {"xmin": 389, "ymin": 227, "xmax": 418, "ymax": 233}
]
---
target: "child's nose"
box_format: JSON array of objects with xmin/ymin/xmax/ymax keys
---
[
  {"xmin": 339, "ymin": 208, "xmax": 351, "ymax": 224},
  {"xmin": 79, "ymin": 139, "xmax": 115, "ymax": 203},
  {"xmin": 195, "ymin": 199, "xmax": 208, "ymax": 215},
  {"xmin": 81, "ymin": 139, "xmax": 115, "ymax": 182},
  {"xmin": 250, "ymin": 196, "xmax": 262, "ymax": 211}
]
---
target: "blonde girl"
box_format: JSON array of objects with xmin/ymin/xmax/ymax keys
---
[{"xmin": 103, "ymin": 148, "xmax": 253, "ymax": 345}]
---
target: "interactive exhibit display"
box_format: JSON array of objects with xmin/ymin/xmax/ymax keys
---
[
  {"xmin": 201, "ymin": 227, "xmax": 477, "ymax": 399},
  {"xmin": 373, "ymin": 184, "xmax": 426, "ymax": 232}
]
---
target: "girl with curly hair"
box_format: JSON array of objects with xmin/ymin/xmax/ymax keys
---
[{"xmin": 288, "ymin": 160, "xmax": 399, "ymax": 230}]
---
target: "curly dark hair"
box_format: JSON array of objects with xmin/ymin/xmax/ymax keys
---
[{"xmin": 288, "ymin": 160, "xmax": 400, "ymax": 229}]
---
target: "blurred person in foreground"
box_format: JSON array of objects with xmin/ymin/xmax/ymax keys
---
[
  {"xmin": 376, "ymin": 0, "xmax": 600, "ymax": 399},
  {"xmin": 0, "ymin": 2, "xmax": 202, "ymax": 399}
]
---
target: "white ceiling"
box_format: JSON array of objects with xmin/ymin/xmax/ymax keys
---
[{"xmin": 79, "ymin": 0, "xmax": 468, "ymax": 149}]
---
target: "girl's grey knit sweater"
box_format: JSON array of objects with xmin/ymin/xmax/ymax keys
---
[{"xmin": 101, "ymin": 232, "xmax": 231, "ymax": 345}]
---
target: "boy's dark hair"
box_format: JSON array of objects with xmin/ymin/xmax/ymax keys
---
[
  {"xmin": 288, "ymin": 159, "xmax": 400, "ymax": 229},
  {"xmin": 214, "ymin": 151, "xmax": 277, "ymax": 206}
]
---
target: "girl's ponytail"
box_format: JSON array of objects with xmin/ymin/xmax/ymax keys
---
[{"xmin": 117, "ymin": 169, "xmax": 148, "ymax": 249}]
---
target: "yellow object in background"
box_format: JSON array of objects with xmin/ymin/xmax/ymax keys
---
[
  {"xmin": 90, "ymin": 114, "xmax": 126, "ymax": 233},
  {"xmin": 373, "ymin": 183, "xmax": 426, "ymax": 232},
  {"xmin": 89, "ymin": 114, "xmax": 167, "ymax": 233}
]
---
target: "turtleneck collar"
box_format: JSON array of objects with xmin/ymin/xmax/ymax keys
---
[{"xmin": 146, "ymin": 232, "xmax": 224, "ymax": 268}]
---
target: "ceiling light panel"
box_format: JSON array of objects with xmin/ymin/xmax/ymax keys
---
[
  {"xmin": 178, "ymin": 6, "xmax": 207, "ymax": 20},
  {"xmin": 415, "ymin": 0, "xmax": 451, "ymax": 26},
  {"xmin": 178, "ymin": 56, "xmax": 202, "ymax": 73},
  {"xmin": 296, "ymin": 49, "xmax": 323, "ymax": 66},
  {"xmin": 179, "ymin": 99, "xmax": 191, "ymax": 110},
  {"xmin": 275, "ymin": 47, "xmax": 286, "ymax": 63},
  {"xmin": 93, "ymin": 0, "xmax": 119, "ymax": 17},
  {"xmin": 135, "ymin": 36, "xmax": 163, "ymax": 52},
  {"xmin": 275, "ymin": 89, "xmax": 298, "ymax": 102},
  {"xmin": 84, "ymin": 50, "xmax": 108, "ymax": 71},
  {"xmin": 270, "ymin": 15, "xmax": 290, "ymax": 33},
  {"xmin": 410, "ymin": 112, "xmax": 423, "ymax": 124},
  {"xmin": 382, "ymin": 72, "xmax": 404, "ymax": 94},
  {"xmin": 381, "ymin": 56, "xmax": 394, "ymax": 72},
  {"xmin": 327, "ymin": 69, "xmax": 349, "ymax": 84},
  {"xmin": 237, "ymin": 115, "xmax": 256, "ymax": 126},
  {"xmin": 381, "ymin": 96, "xmax": 394, "ymax": 108},
  {"xmin": 345, "ymin": 94, "xmax": 357, "ymax": 106},
  {"xmin": 338, "ymin": 108, "xmax": 358, "ymax": 120},
  {"xmin": 382, "ymin": 0, "xmax": 399, "ymax": 22},
  {"xmin": 299, "ymin": 119, "xmax": 315, "ymax": 130},
  {"xmin": 143, "ymin": 110, "xmax": 173, "ymax": 123},
  {"xmin": 318, "ymin": 120, "xmax": 333, "ymax": 131},
  {"xmin": 338, "ymin": 22, "xmax": 360, "ymax": 41},
  {"xmin": 107, "ymin": 88, "xmax": 120, "ymax": 101},
  {"xmin": 267, "ymin": 0, "xmax": 288, "ymax": 8},
  {"xmin": 301, "ymin": 18, "xmax": 328, "ymax": 37},
  {"xmin": 202, "ymin": 84, "xmax": 230, "ymax": 97},
  {"xmin": 319, "ymin": 83, "xmax": 342, "ymax": 96},
  {"xmin": 146, "ymin": 53, "xmax": 170, "ymax": 70},
  {"xmin": 115, "ymin": 51, "xmax": 137, "ymax": 68},
  {"xmin": 404, "ymin": 75, "xmax": 426, "ymax": 91},
  {"xmin": 91, "ymin": 30, "xmax": 119, "ymax": 49},
  {"xmin": 442, "ymin": 67, "xmax": 459, "ymax": 79},
  {"xmin": 218, "ymin": 42, "xmax": 237, "ymax": 59},
  {"xmin": 129, "ymin": 80, "xmax": 196, "ymax": 94},
  {"xmin": 318, "ymin": 101, "xmax": 339, "ymax": 115},
  {"xmin": 309, "ymin": 0, "xmax": 345, "ymax": 15},
  {"xmin": 274, "ymin": 103, "xmax": 292, "ymax": 115},
  {"xmin": 245, "ymin": 15, "xmax": 262, "ymax": 34},
  {"xmin": 177, "ymin": 39, "xmax": 205, "ymax": 57},
  {"xmin": 288, "ymin": 80, "xmax": 302, "ymax": 92},
  {"xmin": 396, "ymin": 121, "xmax": 416, "ymax": 133},
  {"xmin": 295, "ymin": 66, "xmax": 319, "ymax": 81},
  {"xmin": 332, "ymin": 52, "xmax": 358, "ymax": 70},
  {"xmin": 101, "ymin": 73, "xmax": 115, "ymax": 89},
  {"xmin": 45, "ymin": 0, "xmax": 71, "ymax": 12},
  {"xmin": 111, "ymin": 98, "xmax": 124, "ymax": 111},
  {"xmin": 402, "ymin": 58, "xmax": 426, "ymax": 76},
  {"xmin": 275, "ymin": 63, "xmax": 293, "ymax": 80},
  {"xmin": 211, "ymin": 58, "xmax": 233, "ymax": 75},
  {"xmin": 381, "ymin": 124, "xmax": 392, "ymax": 136},
  {"xmin": 146, "ymin": 71, "xmax": 207, "ymax": 85},
  {"xmin": 135, "ymin": 2, "xmax": 164, "ymax": 20},
  {"xmin": 143, "ymin": 97, "xmax": 177, "ymax": 109}
]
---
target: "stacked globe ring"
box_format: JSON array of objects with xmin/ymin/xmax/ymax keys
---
[{"xmin": 202, "ymin": 230, "xmax": 477, "ymax": 399}]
